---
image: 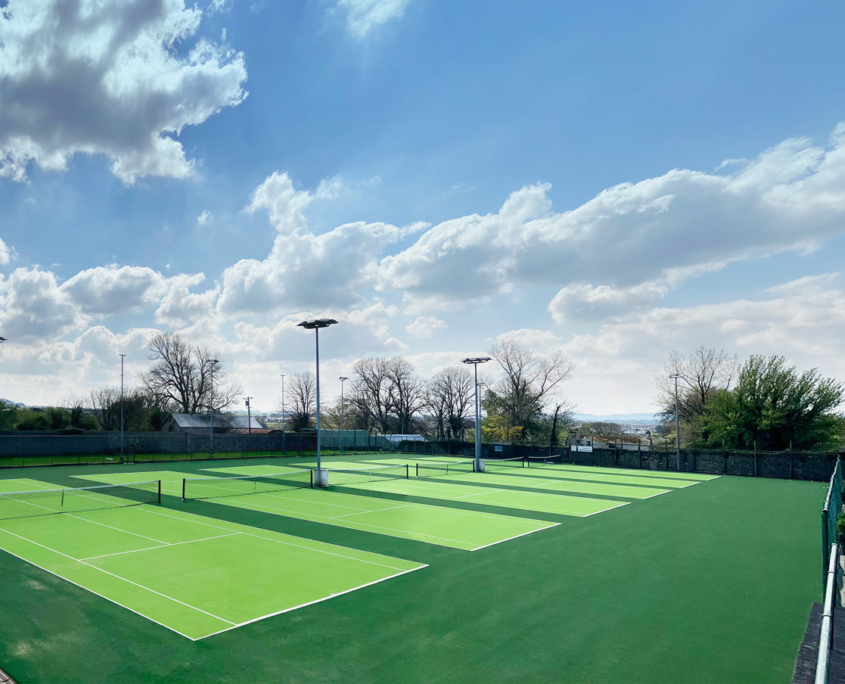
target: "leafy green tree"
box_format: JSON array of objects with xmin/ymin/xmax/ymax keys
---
[
  {"xmin": 700, "ymin": 355, "xmax": 844, "ymax": 450},
  {"xmin": 0, "ymin": 400, "xmax": 19, "ymax": 430}
]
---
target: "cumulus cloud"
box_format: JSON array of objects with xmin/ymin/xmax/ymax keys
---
[
  {"xmin": 61, "ymin": 265, "xmax": 169, "ymax": 316},
  {"xmin": 233, "ymin": 302, "xmax": 405, "ymax": 362},
  {"xmin": 405, "ymin": 315, "xmax": 446, "ymax": 338},
  {"xmin": 336, "ymin": 0, "xmax": 410, "ymax": 37},
  {"xmin": 0, "ymin": 268, "xmax": 85, "ymax": 341},
  {"xmin": 220, "ymin": 172, "xmax": 421, "ymax": 314},
  {"xmin": 377, "ymin": 122, "xmax": 845, "ymax": 320},
  {"xmin": 0, "ymin": 0, "xmax": 248, "ymax": 184},
  {"xmin": 155, "ymin": 274, "xmax": 219, "ymax": 328}
]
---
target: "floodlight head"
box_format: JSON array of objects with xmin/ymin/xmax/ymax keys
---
[
  {"xmin": 0, "ymin": 336, "xmax": 7, "ymax": 343},
  {"xmin": 339, "ymin": 376, "xmax": 349, "ymax": 381},
  {"xmin": 462, "ymin": 357, "xmax": 491, "ymax": 365},
  {"xmin": 210, "ymin": 358, "xmax": 219, "ymax": 365},
  {"xmin": 669, "ymin": 372, "xmax": 680, "ymax": 379},
  {"xmin": 298, "ymin": 319, "xmax": 339, "ymax": 330}
]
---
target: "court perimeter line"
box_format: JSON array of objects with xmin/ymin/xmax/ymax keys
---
[
  {"xmin": 0, "ymin": 525, "xmax": 235, "ymax": 627},
  {"xmin": 200, "ymin": 564, "xmax": 428, "ymax": 641},
  {"xmin": 129, "ymin": 505, "xmax": 419, "ymax": 573},
  {"xmin": 469, "ymin": 523, "xmax": 561, "ymax": 552},
  {"xmin": 0, "ymin": 543, "xmax": 201, "ymax": 641}
]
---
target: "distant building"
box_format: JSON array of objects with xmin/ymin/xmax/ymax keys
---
[{"xmin": 161, "ymin": 414, "xmax": 266, "ymax": 435}]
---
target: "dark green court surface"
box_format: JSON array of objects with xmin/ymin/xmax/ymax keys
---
[{"xmin": 0, "ymin": 456, "xmax": 823, "ymax": 683}]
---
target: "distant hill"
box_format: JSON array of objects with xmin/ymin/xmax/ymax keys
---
[{"xmin": 573, "ymin": 413, "xmax": 659, "ymax": 424}]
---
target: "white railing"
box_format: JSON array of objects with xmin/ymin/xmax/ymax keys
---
[{"xmin": 816, "ymin": 542, "xmax": 840, "ymax": 684}]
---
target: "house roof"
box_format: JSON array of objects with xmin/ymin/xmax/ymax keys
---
[{"xmin": 170, "ymin": 414, "xmax": 263, "ymax": 429}]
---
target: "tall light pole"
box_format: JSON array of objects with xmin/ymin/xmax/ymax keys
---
[
  {"xmin": 119, "ymin": 354, "xmax": 126, "ymax": 463},
  {"xmin": 463, "ymin": 357, "xmax": 491, "ymax": 473},
  {"xmin": 297, "ymin": 319, "xmax": 338, "ymax": 481},
  {"xmin": 339, "ymin": 376, "xmax": 348, "ymax": 454},
  {"xmin": 670, "ymin": 372, "xmax": 681, "ymax": 471},
  {"xmin": 244, "ymin": 396, "xmax": 253, "ymax": 435},
  {"xmin": 280, "ymin": 374, "xmax": 286, "ymax": 454},
  {"xmin": 209, "ymin": 359, "xmax": 219, "ymax": 455}
]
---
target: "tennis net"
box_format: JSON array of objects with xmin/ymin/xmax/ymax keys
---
[
  {"xmin": 415, "ymin": 460, "xmax": 475, "ymax": 478},
  {"xmin": 182, "ymin": 470, "xmax": 313, "ymax": 501},
  {"xmin": 525, "ymin": 454, "xmax": 564, "ymax": 469},
  {"xmin": 483, "ymin": 457, "xmax": 524, "ymax": 471},
  {"xmin": 320, "ymin": 464, "xmax": 410, "ymax": 487},
  {"xmin": 0, "ymin": 481, "xmax": 161, "ymax": 521}
]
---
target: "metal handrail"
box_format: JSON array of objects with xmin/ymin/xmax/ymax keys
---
[{"xmin": 816, "ymin": 542, "xmax": 840, "ymax": 684}]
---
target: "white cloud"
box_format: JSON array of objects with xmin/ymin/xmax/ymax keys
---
[
  {"xmin": 377, "ymin": 122, "xmax": 845, "ymax": 320},
  {"xmin": 0, "ymin": 0, "xmax": 248, "ymax": 184},
  {"xmin": 0, "ymin": 268, "xmax": 85, "ymax": 341},
  {"xmin": 0, "ymin": 238, "xmax": 12, "ymax": 265},
  {"xmin": 61, "ymin": 265, "xmax": 169, "ymax": 316},
  {"xmin": 233, "ymin": 302, "xmax": 405, "ymax": 362},
  {"xmin": 336, "ymin": 0, "xmax": 410, "ymax": 37},
  {"xmin": 207, "ymin": 0, "xmax": 232, "ymax": 15},
  {"xmin": 197, "ymin": 210, "xmax": 213, "ymax": 226},
  {"xmin": 405, "ymin": 315, "xmax": 446, "ymax": 338},
  {"xmin": 155, "ymin": 274, "xmax": 219, "ymax": 328}
]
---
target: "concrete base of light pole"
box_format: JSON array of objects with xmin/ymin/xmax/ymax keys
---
[
  {"xmin": 475, "ymin": 460, "xmax": 486, "ymax": 473},
  {"xmin": 314, "ymin": 469, "xmax": 329, "ymax": 488}
]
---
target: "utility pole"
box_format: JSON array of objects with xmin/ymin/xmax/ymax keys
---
[
  {"xmin": 281, "ymin": 374, "xmax": 286, "ymax": 454},
  {"xmin": 670, "ymin": 372, "xmax": 681, "ymax": 471},
  {"xmin": 119, "ymin": 354, "xmax": 126, "ymax": 463},
  {"xmin": 209, "ymin": 359, "xmax": 219, "ymax": 455},
  {"xmin": 244, "ymin": 397, "xmax": 253, "ymax": 435}
]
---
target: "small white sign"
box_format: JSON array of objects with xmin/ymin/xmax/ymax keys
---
[
  {"xmin": 494, "ymin": 446, "xmax": 503, "ymax": 452},
  {"xmin": 571, "ymin": 445, "xmax": 593, "ymax": 453}
]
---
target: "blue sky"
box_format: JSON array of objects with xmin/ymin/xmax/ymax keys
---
[{"xmin": 1, "ymin": 0, "xmax": 845, "ymax": 414}]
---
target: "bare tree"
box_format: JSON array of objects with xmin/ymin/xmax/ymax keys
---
[
  {"xmin": 89, "ymin": 387, "xmax": 121, "ymax": 431},
  {"xmin": 487, "ymin": 339, "xmax": 574, "ymax": 441},
  {"xmin": 656, "ymin": 347, "xmax": 738, "ymax": 423},
  {"xmin": 385, "ymin": 358, "xmax": 426, "ymax": 434},
  {"xmin": 351, "ymin": 358, "xmax": 393, "ymax": 433},
  {"xmin": 286, "ymin": 372, "xmax": 316, "ymax": 431},
  {"xmin": 427, "ymin": 366, "xmax": 474, "ymax": 439},
  {"xmin": 140, "ymin": 332, "xmax": 241, "ymax": 414}
]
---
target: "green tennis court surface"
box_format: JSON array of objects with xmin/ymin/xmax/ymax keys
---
[
  {"xmin": 204, "ymin": 464, "xmax": 630, "ymax": 517},
  {"xmin": 0, "ymin": 478, "xmax": 424, "ymax": 640},
  {"xmin": 75, "ymin": 470, "xmax": 559, "ymax": 551}
]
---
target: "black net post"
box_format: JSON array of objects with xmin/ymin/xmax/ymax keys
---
[
  {"xmin": 182, "ymin": 478, "xmax": 186, "ymax": 502},
  {"xmin": 405, "ymin": 464, "xmax": 409, "ymax": 479},
  {"xmin": 416, "ymin": 463, "xmax": 419, "ymax": 477},
  {"xmin": 157, "ymin": 480, "xmax": 162, "ymax": 504}
]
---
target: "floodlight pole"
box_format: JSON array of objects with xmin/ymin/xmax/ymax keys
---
[
  {"xmin": 281, "ymin": 374, "xmax": 286, "ymax": 454},
  {"xmin": 671, "ymin": 372, "xmax": 681, "ymax": 471},
  {"xmin": 463, "ymin": 357, "xmax": 491, "ymax": 472},
  {"xmin": 339, "ymin": 376, "xmax": 348, "ymax": 454},
  {"xmin": 119, "ymin": 354, "xmax": 126, "ymax": 463},
  {"xmin": 297, "ymin": 319, "xmax": 339, "ymax": 479},
  {"xmin": 209, "ymin": 359, "xmax": 219, "ymax": 455}
]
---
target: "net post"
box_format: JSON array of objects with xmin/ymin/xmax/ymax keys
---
[
  {"xmin": 416, "ymin": 463, "xmax": 419, "ymax": 478},
  {"xmin": 182, "ymin": 478, "xmax": 186, "ymax": 502},
  {"xmin": 405, "ymin": 464, "xmax": 409, "ymax": 479},
  {"xmin": 310, "ymin": 469, "xmax": 314, "ymax": 488},
  {"xmin": 157, "ymin": 480, "xmax": 161, "ymax": 505},
  {"xmin": 61, "ymin": 488, "xmax": 65, "ymax": 508}
]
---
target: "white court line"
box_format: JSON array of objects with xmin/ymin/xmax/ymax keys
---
[
  {"xmin": 80, "ymin": 533, "xmax": 241, "ymax": 562},
  {"xmin": 0, "ymin": 525, "xmax": 235, "ymax": 626},
  {"xmin": 200, "ymin": 565, "xmax": 428, "ymax": 641},
  {"xmin": 0, "ymin": 543, "xmax": 202, "ymax": 641},
  {"xmin": 469, "ymin": 523, "xmax": 561, "ymax": 552},
  {"xmin": 331, "ymin": 504, "xmax": 411, "ymax": 519},
  {"xmin": 125, "ymin": 504, "xmax": 420, "ymax": 573}
]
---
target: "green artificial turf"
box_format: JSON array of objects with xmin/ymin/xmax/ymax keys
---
[{"xmin": 0, "ymin": 457, "xmax": 824, "ymax": 684}]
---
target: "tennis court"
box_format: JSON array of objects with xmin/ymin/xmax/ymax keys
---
[
  {"xmin": 75, "ymin": 470, "xmax": 560, "ymax": 551},
  {"xmin": 0, "ymin": 478, "xmax": 425, "ymax": 640},
  {"xmin": 351, "ymin": 457, "xmax": 677, "ymax": 499},
  {"xmin": 204, "ymin": 464, "xmax": 631, "ymax": 517}
]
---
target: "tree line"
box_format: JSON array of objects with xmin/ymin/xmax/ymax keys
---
[{"xmin": 655, "ymin": 347, "xmax": 844, "ymax": 451}]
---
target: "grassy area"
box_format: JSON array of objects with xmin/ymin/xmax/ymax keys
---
[{"xmin": 0, "ymin": 454, "xmax": 824, "ymax": 683}]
